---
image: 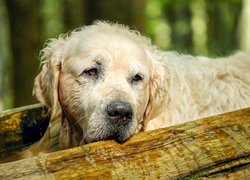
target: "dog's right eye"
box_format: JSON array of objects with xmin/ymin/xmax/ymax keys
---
[{"xmin": 83, "ymin": 68, "xmax": 98, "ymax": 77}]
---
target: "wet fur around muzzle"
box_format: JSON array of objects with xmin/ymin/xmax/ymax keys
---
[{"xmin": 25, "ymin": 21, "xmax": 250, "ymax": 157}]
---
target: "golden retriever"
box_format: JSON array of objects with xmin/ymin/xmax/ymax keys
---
[{"xmin": 28, "ymin": 21, "xmax": 250, "ymax": 155}]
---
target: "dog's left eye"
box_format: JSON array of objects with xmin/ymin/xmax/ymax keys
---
[
  {"xmin": 132, "ymin": 74, "xmax": 143, "ymax": 82},
  {"xmin": 83, "ymin": 68, "xmax": 98, "ymax": 77}
]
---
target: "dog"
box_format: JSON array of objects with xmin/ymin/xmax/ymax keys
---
[{"xmin": 28, "ymin": 21, "xmax": 250, "ymax": 155}]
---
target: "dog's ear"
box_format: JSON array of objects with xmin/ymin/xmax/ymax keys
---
[
  {"xmin": 143, "ymin": 53, "xmax": 168, "ymax": 130},
  {"xmin": 34, "ymin": 38, "xmax": 65, "ymax": 123},
  {"xmin": 32, "ymin": 38, "xmax": 66, "ymax": 153}
]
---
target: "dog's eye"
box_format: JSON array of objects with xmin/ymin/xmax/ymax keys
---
[
  {"xmin": 132, "ymin": 74, "xmax": 143, "ymax": 82},
  {"xmin": 83, "ymin": 68, "xmax": 98, "ymax": 77}
]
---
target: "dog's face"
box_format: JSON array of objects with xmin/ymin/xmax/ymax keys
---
[
  {"xmin": 34, "ymin": 22, "xmax": 164, "ymax": 148},
  {"xmin": 59, "ymin": 32, "xmax": 152, "ymax": 143}
]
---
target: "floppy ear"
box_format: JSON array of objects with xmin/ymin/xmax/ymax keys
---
[
  {"xmin": 142, "ymin": 54, "xmax": 168, "ymax": 130},
  {"xmin": 34, "ymin": 37, "xmax": 66, "ymax": 123},
  {"xmin": 31, "ymin": 38, "xmax": 66, "ymax": 153}
]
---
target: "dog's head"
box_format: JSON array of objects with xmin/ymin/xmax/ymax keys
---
[{"xmin": 34, "ymin": 22, "xmax": 165, "ymax": 148}]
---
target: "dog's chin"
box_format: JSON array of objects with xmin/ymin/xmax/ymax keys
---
[
  {"xmin": 84, "ymin": 122, "xmax": 136, "ymax": 144},
  {"xmin": 85, "ymin": 132, "xmax": 129, "ymax": 144}
]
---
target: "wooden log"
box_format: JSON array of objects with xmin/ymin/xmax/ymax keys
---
[
  {"xmin": 0, "ymin": 107, "xmax": 249, "ymax": 179},
  {"xmin": 0, "ymin": 104, "xmax": 49, "ymax": 160}
]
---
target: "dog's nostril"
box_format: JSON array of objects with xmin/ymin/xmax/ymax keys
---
[
  {"xmin": 106, "ymin": 101, "xmax": 133, "ymax": 120},
  {"xmin": 108, "ymin": 110, "xmax": 121, "ymax": 118}
]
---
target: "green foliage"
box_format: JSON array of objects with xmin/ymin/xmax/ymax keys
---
[
  {"xmin": 42, "ymin": 0, "xmax": 64, "ymax": 39},
  {"xmin": 145, "ymin": 0, "xmax": 243, "ymax": 56}
]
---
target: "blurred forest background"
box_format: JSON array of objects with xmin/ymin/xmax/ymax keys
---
[{"xmin": 0, "ymin": 0, "xmax": 249, "ymax": 111}]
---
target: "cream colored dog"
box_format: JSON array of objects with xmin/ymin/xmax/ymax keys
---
[{"xmin": 30, "ymin": 21, "xmax": 250, "ymax": 154}]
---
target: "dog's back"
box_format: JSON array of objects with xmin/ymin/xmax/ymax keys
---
[{"xmin": 146, "ymin": 52, "xmax": 250, "ymax": 130}]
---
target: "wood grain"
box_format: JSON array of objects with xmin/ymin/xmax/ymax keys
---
[
  {"xmin": 0, "ymin": 104, "xmax": 49, "ymax": 160},
  {"xmin": 0, "ymin": 107, "xmax": 250, "ymax": 179}
]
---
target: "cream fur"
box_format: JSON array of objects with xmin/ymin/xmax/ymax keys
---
[
  {"xmin": 28, "ymin": 21, "xmax": 250, "ymax": 155},
  {"xmin": 146, "ymin": 52, "xmax": 250, "ymax": 130}
]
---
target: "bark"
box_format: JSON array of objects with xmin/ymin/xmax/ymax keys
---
[{"xmin": 0, "ymin": 104, "xmax": 49, "ymax": 161}]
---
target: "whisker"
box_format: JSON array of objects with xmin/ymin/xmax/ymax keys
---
[
  {"xmin": 72, "ymin": 114, "xmax": 86, "ymax": 127},
  {"xmin": 80, "ymin": 129, "xmax": 88, "ymax": 146}
]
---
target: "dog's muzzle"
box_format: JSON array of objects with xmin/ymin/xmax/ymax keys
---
[{"xmin": 84, "ymin": 101, "xmax": 135, "ymax": 144}]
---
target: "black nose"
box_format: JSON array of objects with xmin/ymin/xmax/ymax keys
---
[{"xmin": 105, "ymin": 101, "xmax": 133, "ymax": 122}]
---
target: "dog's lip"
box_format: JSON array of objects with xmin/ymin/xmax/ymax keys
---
[
  {"xmin": 93, "ymin": 133, "xmax": 122, "ymax": 143},
  {"xmin": 85, "ymin": 124, "xmax": 134, "ymax": 144},
  {"xmin": 85, "ymin": 132, "xmax": 129, "ymax": 143},
  {"xmin": 105, "ymin": 131, "xmax": 131, "ymax": 143}
]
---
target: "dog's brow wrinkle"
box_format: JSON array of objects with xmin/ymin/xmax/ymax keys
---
[{"xmin": 94, "ymin": 55, "xmax": 104, "ymax": 64}]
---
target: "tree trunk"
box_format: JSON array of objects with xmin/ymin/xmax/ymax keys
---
[
  {"xmin": 206, "ymin": 1, "xmax": 242, "ymax": 55},
  {"xmin": 0, "ymin": 107, "xmax": 249, "ymax": 179},
  {"xmin": 238, "ymin": 0, "xmax": 250, "ymax": 51},
  {"xmin": 163, "ymin": 0, "xmax": 192, "ymax": 53},
  {"xmin": 63, "ymin": 0, "xmax": 86, "ymax": 32},
  {"xmin": 0, "ymin": 104, "xmax": 49, "ymax": 161},
  {"xmin": 85, "ymin": 0, "xmax": 145, "ymax": 32},
  {"xmin": 5, "ymin": 0, "xmax": 42, "ymax": 107},
  {"xmin": 189, "ymin": 0, "xmax": 208, "ymax": 55},
  {"xmin": 0, "ymin": 0, "xmax": 12, "ymax": 111}
]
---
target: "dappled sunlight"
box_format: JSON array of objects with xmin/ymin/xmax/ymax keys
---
[
  {"xmin": 190, "ymin": 0, "xmax": 207, "ymax": 55},
  {"xmin": 155, "ymin": 22, "xmax": 171, "ymax": 49},
  {"xmin": 239, "ymin": 0, "xmax": 250, "ymax": 51}
]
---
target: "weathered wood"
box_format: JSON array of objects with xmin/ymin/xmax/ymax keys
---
[
  {"xmin": 0, "ymin": 104, "xmax": 49, "ymax": 160},
  {"xmin": 0, "ymin": 107, "xmax": 250, "ymax": 179}
]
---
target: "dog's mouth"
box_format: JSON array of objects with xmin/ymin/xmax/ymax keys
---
[
  {"xmin": 84, "ymin": 121, "xmax": 134, "ymax": 144},
  {"xmin": 85, "ymin": 133, "xmax": 127, "ymax": 144},
  {"xmin": 106, "ymin": 132, "xmax": 127, "ymax": 143}
]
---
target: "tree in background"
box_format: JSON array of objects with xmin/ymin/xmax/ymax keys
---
[
  {"xmin": 63, "ymin": 0, "xmax": 86, "ymax": 32},
  {"xmin": 239, "ymin": 0, "xmax": 250, "ymax": 51},
  {"xmin": 0, "ymin": 0, "xmax": 12, "ymax": 110},
  {"xmin": 85, "ymin": 0, "xmax": 146, "ymax": 32},
  {"xmin": 189, "ymin": 0, "xmax": 207, "ymax": 55},
  {"xmin": 5, "ymin": 0, "xmax": 43, "ymax": 107},
  {"xmin": 206, "ymin": 0, "xmax": 242, "ymax": 55},
  {"xmin": 163, "ymin": 0, "xmax": 192, "ymax": 53}
]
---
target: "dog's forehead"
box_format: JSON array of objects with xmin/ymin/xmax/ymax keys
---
[
  {"xmin": 66, "ymin": 31, "xmax": 149, "ymax": 62},
  {"xmin": 61, "ymin": 30, "xmax": 153, "ymax": 76},
  {"xmin": 86, "ymin": 33, "xmax": 144, "ymax": 53}
]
